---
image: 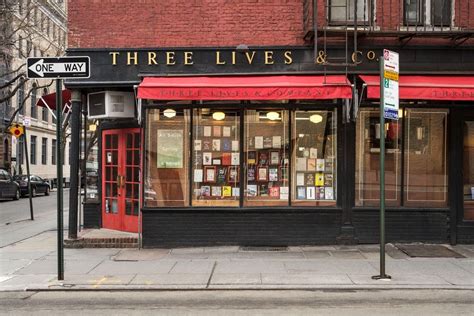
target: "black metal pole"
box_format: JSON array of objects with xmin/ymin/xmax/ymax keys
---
[
  {"xmin": 68, "ymin": 91, "xmax": 81, "ymax": 239},
  {"xmin": 56, "ymin": 79, "xmax": 64, "ymax": 281},
  {"xmin": 23, "ymin": 129, "xmax": 34, "ymax": 220}
]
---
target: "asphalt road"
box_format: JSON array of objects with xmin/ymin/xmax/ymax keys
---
[
  {"xmin": 1, "ymin": 289, "xmax": 473, "ymax": 315},
  {"xmin": 0, "ymin": 189, "xmax": 70, "ymax": 247}
]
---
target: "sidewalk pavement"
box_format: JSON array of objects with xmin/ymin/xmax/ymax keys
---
[{"xmin": 1, "ymin": 230, "xmax": 473, "ymax": 291}]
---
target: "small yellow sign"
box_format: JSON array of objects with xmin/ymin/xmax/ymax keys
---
[
  {"xmin": 9, "ymin": 124, "xmax": 24, "ymax": 138},
  {"xmin": 384, "ymin": 70, "xmax": 399, "ymax": 81}
]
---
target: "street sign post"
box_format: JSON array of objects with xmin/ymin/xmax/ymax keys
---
[
  {"xmin": 373, "ymin": 49, "xmax": 399, "ymax": 281},
  {"xmin": 27, "ymin": 56, "xmax": 90, "ymax": 281},
  {"xmin": 27, "ymin": 57, "xmax": 90, "ymax": 79}
]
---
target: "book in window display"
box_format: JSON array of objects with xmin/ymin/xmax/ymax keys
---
[
  {"xmin": 222, "ymin": 186, "xmax": 232, "ymax": 197},
  {"xmin": 212, "ymin": 186, "xmax": 222, "ymax": 197},
  {"xmin": 280, "ymin": 166, "xmax": 289, "ymax": 182},
  {"xmin": 263, "ymin": 136, "xmax": 272, "ymax": 148},
  {"xmin": 325, "ymin": 159, "xmax": 333, "ymax": 173},
  {"xmin": 216, "ymin": 167, "xmax": 228, "ymax": 185},
  {"xmin": 269, "ymin": 186, "xmax": 280, "ymax": 198},
  {"xmin": 194, "ymin": 140, "xmax": 202, "ymax": 151},
  {"xmin": 272, "ymin": 136, "xmax": 282, "ymax": 148},
  {"xmin": 221, "ymin": 153, "xmax": 231, "ymax": 165},
  {"xmin": 194, "ymin": 152, "xmax": 203, "ymax": 166},
  {"xmin": 202, "ymin": 140, "xmax": 211, "ymax": 151},
  {"xmin": 257, "ymin": 166, "xmax": 268, "ymax": 182},
  {"xmin": 232, "ymin": 187, "xmax": 240, "ymax": 197},
  {"xmin": 247, "ymin": 151, "xmax": 257, "ymax": 164},
  {"xmin": 280, "ymin": 186, "xmax": 289, "ymax": 200},
  {"xmin": 255, "ymin": 136, "xmax": 263, "ymax": 149},
  {"xmin": 228, "ymin": 166, "xmax": 239, "ymax": 183},
  {"xmin": 203, "ymin": 126, "xmax": 212, "ymax": 137},
  {"xmin": 297, "ymin": 186, "xmax": 306, "ymax": 199},
  {"xmin": 258, "ymin": 151, "xmax": 268, "ymax": 165},
  {"xmin": 259, "ymin": 184, "xmax": 269, "ymax": 196},
  {"xmin": 309, "ymin": 148, "xmax": 317, "ymax": 158},
  {"xmin": 325, "ymin": 187, "xmax": 334, "ymax": 200},
  {"xmin": 213, "ymin": 126, "xmax": 221, "ymax": 137},
  {"xmin": 203, "ymin": 152, "xmax": 212, "ymax": 165},
  {"xmin": 204, "ymin": 166, "xmax": 216, "ymax": 182},
  {"xmin": 232, "ymin": 140, "xmax": 239, "ymax": 151},
  {"xmin": 222, "ymin": 139, "xmax": 231, "ymax": 151},
  {"xmin": 212, "ymin": 158, "xmax": 221, "ymax": 165},
  {"xmin": 305, "ymin": 173, "xmax": 315, "ymax": 186},
  {"xmin": 269, "ymin": 167, "xmax": 279, "ymax": 181},
  {"xmin": 306, "ymin": 186, "xmax": 316, "ymax": 200},
  {"xmin": 231, "ymin": 153, "xmax": 240, "ymax": 165},
  {"xmin": 201, "ymin": 186, "xmax": 211, "ymax": 197},
  {"xmin": 247, "ymin": 184, "xmax": 258, "ymax": 197},
  {"xmin": 194, "ymin": 169, "xmax": 203, "ymax": 183},
  {"xmin": 296, "ymin": 173, "xmax": 305, "ymax": 186},
  {"xmin": 247, "ymin": 166, "xmax": 256, "ymax": 181},
  {"xmin": 307, "ymin": 158, "xmax": 316, "ymax": 171},
  {"xmin": 223, "ymin": 126, "xmax": 231, "ymax": 137},
  {"xmin": 324, "ymin": 173, "xmax": 333, "ymax": 187},
  {"xmin": 270, "ymin": 151, "xmax": 279, "ymax": 165},
  {"xmin": 212, "ymin": 139, "xmax": 221, "ymax": 151},
  {"xmin": 316, "ymin": 159, "xmax": 325, "ymax": 171},
  {"xmin": 315, "ymin": 172, "xmax": 324, "ymax": 186},
  {"xmin": 296, "ymin": 158, "xmax": 306, "ymax": 171}
]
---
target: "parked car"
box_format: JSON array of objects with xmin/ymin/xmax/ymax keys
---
[
  {"xmin": 13, "ymin": 175, "xmax": 50, "ymax": 197},
  {"xmin": 0, "ymin": 168, "xmax": 20, "ymax": 200}
]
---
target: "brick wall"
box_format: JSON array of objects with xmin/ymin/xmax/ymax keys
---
[{"xmin": 68, "ymin": 0, "xmax": 306, "ymax": 48}]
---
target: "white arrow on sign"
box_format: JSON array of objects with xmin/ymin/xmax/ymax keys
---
[{"xmin": 28, "ymin": 59, "xmax": 87, "ymax": 77}]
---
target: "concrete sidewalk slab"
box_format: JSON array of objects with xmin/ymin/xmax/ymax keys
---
[{"xmin": 1, "ymin": 231, "xmax": 474, "ymax": 291}]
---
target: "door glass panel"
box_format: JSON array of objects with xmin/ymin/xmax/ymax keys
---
[
  {"xmin": 126, "ymin": 150, "xmax": 133, "ymax": 165},
  {"xmin": 464, "ymin": 121, "xmax": 474, "ymax": 221}
]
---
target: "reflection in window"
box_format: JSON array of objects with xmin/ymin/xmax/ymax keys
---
[
  {"xmin": 404, "ymin": 109, "xmax": 448, "ymax": 207},
  {"xmin": 244, "ymin": 110, "xmax": 289, "ymax": 207},
  {"xmin": 292, "ymin": 110, "xmax": 337, "ymax": 206},
  {"xmin": 144, "ymin": 109, "xmax": 190, "ymax": 207},
  {"xmin": 463, "ymin": 121, "xmax": 474, "ymax": 220},
  {"xmin": 356, "ymin": 109, "xmax": 401, "ymax": 207},
  {"xmin": 192, "ymin": 109, "xmax": 240, "ymax": 207},
  {"xmin": 330, "ymin": 0, "xmax": 370, "ymax": 24}
]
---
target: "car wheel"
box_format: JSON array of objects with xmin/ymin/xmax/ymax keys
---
[
  {"xmin": 45, "ymin": 187, "xmax": 50, "ymax": 196},
  {"xmin": 31, "ymin": 187, "xmax": 37, "ymax": 197},
  {"xmin": 14, "ymin": 189, "xmax": 20, "ymax": 200}
]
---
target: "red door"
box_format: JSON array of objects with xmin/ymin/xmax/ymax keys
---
[{"xmin": 102, "ymin": 128, "xmax": 141, "ymax": 232}]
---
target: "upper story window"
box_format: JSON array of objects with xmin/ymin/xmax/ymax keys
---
[
  {"xmin": 405, "ymin": 0, "xmax": 452, "ymax": 26},
  {"xmin": 329, "ymin": 0, "xmax": 371, "ymax": 24}
]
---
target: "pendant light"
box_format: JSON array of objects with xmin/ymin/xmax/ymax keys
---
[
  {"xmin": 163, "ymin": 109, "xmax": 176, "ymax": 118},
  {"xmin": 212, "ymin": 111, "xmax": 226, "ymax": 120}
]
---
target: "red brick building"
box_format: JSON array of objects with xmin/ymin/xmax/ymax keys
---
[{"xmin": 67, "ymin": 0, "xmax": 474, "ymax": 246}]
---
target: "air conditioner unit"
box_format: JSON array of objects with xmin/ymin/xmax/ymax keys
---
[{"xmin": 87, "ymin": 91, "xmax": 135, "ymax": 119}]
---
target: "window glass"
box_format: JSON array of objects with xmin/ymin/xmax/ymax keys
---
[
  {"xmin": 30, "ymin": 135, "xmax": 36, "ymax": 165},
  {"xmin": 144, "ymin": 109, "xmax": 190, "ymax": 207},
  {"xmin": 330, "ymin": 0, "xmax": 370, "ymax": 23},
  {"xmin": 464, "ymin": 121, "xmax": 474, "ymax": 220},
  {"xmin": 244, "ymin": 109, "xmax": 289, "ymax": 207},
  {"xmin": 356, "ymin": 108, "xmax": 401, "ymax": 207},
  {"xmin": 404, "ymin": 109, "xmax": 448, "ymax": 207},
  {"xmin": 192, "ymin": 109, "xmax": 240, "ymax": 207},
  {"xmin": 292, "ymin": 110, "xmax": 337, "ymax": 206}
]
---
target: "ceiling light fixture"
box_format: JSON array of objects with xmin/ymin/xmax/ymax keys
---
[
  {"xmin": 212, "ymin": 111, "xmax": 226, "ymax": 120},
  {"xmin": 266, "ymin": 111, "xmax": 280, "ymax": 121},
  {"xmin": 309, "ymin": 114, "xmax": 323, "ymax": 124},
  {"xmin": 163, "ymin": 109, "xmax": 176, "ymax": 118}
]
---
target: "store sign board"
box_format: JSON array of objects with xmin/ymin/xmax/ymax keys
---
[
  {"xmin": 382, "ymin": 49, "xmax": 399, "ymax": 120},
  {"xmin": 156, "ymin": 129, "xmax": 183, "ymax": 168}
]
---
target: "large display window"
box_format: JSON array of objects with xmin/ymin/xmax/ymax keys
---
[
  {"xmin": 292, "ymin": 110, "xmax": 337, "ymax": 206},
  {"xmin": 144, "ymin": 104, "xmax": 339, "ymax": 209},
  {"xmin": 355, "ymin": 107, "xmax": 448, "ymax": 208},
  {"xmin": 244, "ymin": 110, "xmax": 289, "ymax": 207},
  {"xmin": 192, "ymin": 109, "xmax": 240, "ymax": 207},
  {"xmin": 144, "ymin": 108, "xmax": 190, "ymax": 207}
]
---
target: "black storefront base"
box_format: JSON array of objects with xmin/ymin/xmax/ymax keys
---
[
  {"xmin": 141, "ymin": 207, "xmax": 452, "ymax": 247},
  {"xmin": 141, "ymin": 208, "xmax": 343, "ymax": 248},
  {"xmin": 83, "ymin": 201, "xmax": 101, "ymax": 229},
  {"xmin": 353, "ymin": 208, "xmax": 449, "ymax": 243}
]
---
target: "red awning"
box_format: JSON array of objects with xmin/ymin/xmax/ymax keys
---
[
  {"xmin": 36, "ymin": 89, "xmax": 71, "ymax": 110},
  {"xmin": 137, "ymin": 75, "xmax": 352, "ymax": 101},
  {"xmin": 360, "ymin": 75, "xmax": 474, "ymax": 100}
]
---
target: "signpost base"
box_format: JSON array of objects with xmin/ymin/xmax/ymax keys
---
[{"xmin": 371, "ymin": 275, "xmax": 392, "ymax": 280}]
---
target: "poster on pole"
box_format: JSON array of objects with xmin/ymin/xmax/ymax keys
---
[{"xmin": 382, "ymin": 49, "xmax": 399, "ymax": 120}]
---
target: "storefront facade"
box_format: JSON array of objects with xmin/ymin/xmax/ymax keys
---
[{"xmin": 66, "ymin": 1, "xmax": 474, "ymax": 247}]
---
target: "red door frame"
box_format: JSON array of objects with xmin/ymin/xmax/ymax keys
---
[{"xmin": 102, "ymin": 128, "xmax": 141, "ymax": 233}]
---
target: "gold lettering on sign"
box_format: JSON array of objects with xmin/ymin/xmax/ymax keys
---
[
  {"xmin": 284, "ymin": 51, "xmax": 293, "ymax": 64},
  {"xmin": 316, "ymin": 51, "xmax": 326, "ymax": 64},
  {"xmin": 231, "ymin": 51, "xmax": 236, "ymax": 65},
  {"xmin": 245, "ymin": 51, "xmax": 256, "ymax": 64},
  {"xmin": 127, "ymin": 52, "xmax": 138, "ymax": 65},
  {"xmin": 148, "ymin": 52, "xmax": 157, "ymax": 65},
  {"xmin": 110, "ymin": 52, "xmax": 120, "ymax": 65},
  {"xmin": 264, "ymin": 51, "xmax": 274, "ymax": 65},
  {"xmin": 216, "ymin": 51, "xmax": 226, "ymax": 65},
  {"xmin": 351, "ymin": 51, "xmax": 363, "ymax": 64},
  {"xmin": 367, "ymin": 51, "xmax": 376, "ymax": 60},
  {"xmin": 184, "ymin": 52, "xmax": 193, "ymax": 65},
  {"xmin": 166, "ymin": 52, "xmax": 176, "ymax": 65}
]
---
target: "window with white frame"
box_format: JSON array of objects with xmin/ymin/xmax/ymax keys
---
[
  {"xmin": 405, "ymin": 0, "xmax": 451, "ymax": 26},
  {"xmin": 329, "ymin": 0, "xmax": 371, "ymax": 24}
]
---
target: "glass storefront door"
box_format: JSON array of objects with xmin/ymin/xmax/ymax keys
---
[
  {"xmin": 463, "ymin": 120, "xmax": 474, "ymax": 221},
  {"xmin": 102, "ymin": 128, "xmax": 141, "ymax": 232}
]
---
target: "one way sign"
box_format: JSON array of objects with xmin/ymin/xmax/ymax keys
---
[{"xmin": 27, "ymin": 56, "xmax": 90, "ymax": 79}]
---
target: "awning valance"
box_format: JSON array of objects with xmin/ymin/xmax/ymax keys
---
[
  {"xmin": 360, "ymin": 75, "xmax": 474, "ymax": 101},
  {"xmin": 36, "ymin": 89, "xmax": 71, "ymax": 110},
  {"xmin": 137, "ymin": 75, "xmax": 352, "ymax": 101}
]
